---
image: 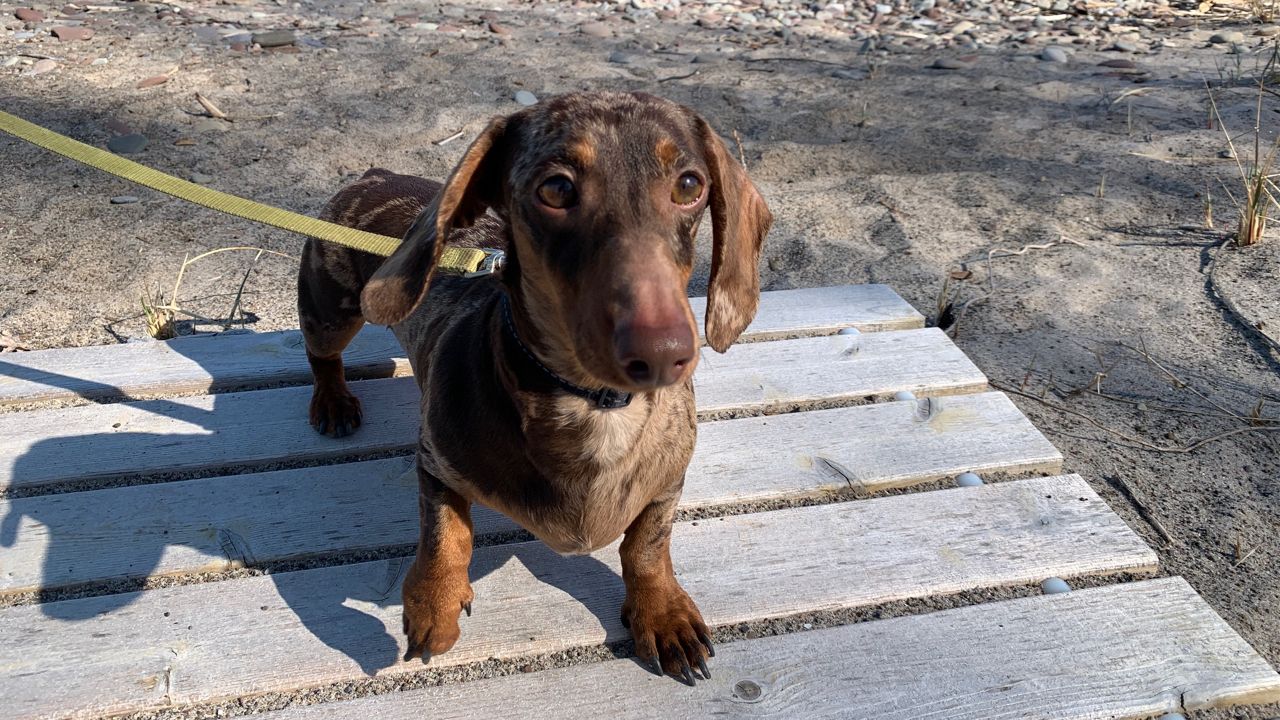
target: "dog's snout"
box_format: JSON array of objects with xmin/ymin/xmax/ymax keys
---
[{"xmin": 615, "ymin": 321, "xmax": 695, "ymax": 387}]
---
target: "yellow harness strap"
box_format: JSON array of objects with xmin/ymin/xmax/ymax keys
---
[{"xmin": 0, "ymin": 109, "xmax": 495, "ymax": 275}]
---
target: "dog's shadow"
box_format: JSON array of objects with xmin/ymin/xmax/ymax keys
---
[{"xmin": 0, "ymin": 338, "xmax": 625, "ymax": 677}]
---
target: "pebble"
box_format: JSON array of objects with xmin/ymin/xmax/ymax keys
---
[
  {"xmin": 514, "ymin": 90, "xmax": 538, "ymax": 106},
  {"xmin": 52, "ymin": 25, "xmax": 92, "ymax": 41},
  {"xmin": 1041, "ymin": 577, "xmax": 1071, "ymax": 594},
  {"xmin": 1098, "ymin": 58, "xmax": 1136, "ymax": 69},
  {"xmin": 836, "ymin": 327, "xmax": 860, "ymax": 335},
  {"xmin": 107, "ymin": 133, "xmax": 148, "ymax": 154},
  {"xmin": 580, "ymin": 21, "xmax": 613, "ymax": 38},
  {"xmin": 252, "ymin": 30, "xmax": 296, "ymax": 47},
  {"xmin": 136, "ymin": 75, "xmax": 168, "ymax": 88},
  {"xmin": 13, "ymin": 31, "xmax": 36, "ymax": 40},
  {"xmin": 14, "ymin": 7, "xmax": 44, "ymax": 22},
  {"xmin": 190, "ymin": 172, "xmax": 214, "ymax": 184},
  {"xmin": 110, "ymin": 195, "xmax": 139, "ymax": 204},
  {"xmin": 608, "ymin": 50, "xmax": 635, "ymax": 64},
  {"xmin": 930, "ymin": 57, "xmax": 967, "ymax": 70},
  {"xmin": 1111, "ymin": 39, "xmax": 1140, "ymax": 53},
  {"xmin": 956, "ymin": 472, "xmax": 984, "ymax": 487},
  {"xmin": 25, "ymin": 58, "xmax": 56, "ymax": 75},
  {"xmin": 1041, "ymin": 46, "xmax": 1069, "ymax": 63},
  {"xmin": 1255, "ymin": 26, "xmax": 1280, "ymax": 37},
  {"xmin": 950, "ymin": 20, "xmax": 974, "ymax": 34},
  {"xmin": 1209, "ymin": 30, "xmax": 1245, "ymax": 44},
  {"xmin": 1157, "ymin": 715, "xmax": 1186, "ymax": 720},
  {"xmin": 893, "ymin": 390, "xmax": 916, "ymax": 401}
]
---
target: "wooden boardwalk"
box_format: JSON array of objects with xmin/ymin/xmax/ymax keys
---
[{"xmin": 0, "ymin": 284, "xmax": 1276, "ymax": 719}]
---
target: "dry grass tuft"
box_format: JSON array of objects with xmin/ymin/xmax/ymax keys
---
[
  {"xmin": 1207, "ymin": 80, "xmax": 1280, "ymax": 246},
  {"xmin": 140, "ymin": 247, "xmax": 296, "ymax": 340}
]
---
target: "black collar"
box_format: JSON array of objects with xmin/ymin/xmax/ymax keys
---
[{"xmin": 499, "ymin": 294, "xmax": 633, "ymax": 410}]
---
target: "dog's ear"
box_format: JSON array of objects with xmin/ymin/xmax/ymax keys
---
[
  {"xmin": 696, "ymin": 118, "xmax": 773, "ymax": 353},
  {"xmin": 361, "ymin": 117, "xmax": 509, "ymax": 325}
]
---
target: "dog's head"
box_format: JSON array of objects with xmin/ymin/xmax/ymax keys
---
[{"xmin": 362, "ymin": 91, "xmax": 772, "ymax": 393}]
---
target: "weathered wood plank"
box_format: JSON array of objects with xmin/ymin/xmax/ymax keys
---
[
  {"xmin": 0, "ymin": 392, "xmax": 1062, "ymax": 594},
  {"xmin": 0, "ymin": 476, "xmax": 1157, "ymax": 719},
  {"xmin": 254, "ymin": 577, "xmax": 1280, "ymax": 720},
  {"xmin": 0, "ymin": 285, "xmax": 923, "ymax": 407},
  {"xmin": 0, "ymin": 329, "xmax": 985, "ymax": 492}
]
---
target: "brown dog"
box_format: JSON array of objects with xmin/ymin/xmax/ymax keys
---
[{"xmin": 297, "ymin": 91, "xmax": 772, "ymax": 683}]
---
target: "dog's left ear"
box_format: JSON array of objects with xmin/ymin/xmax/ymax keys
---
[
  {"xmin": 696, "ymin": 118, "xmax": 773, "ymax": 353},
  {"xmin": 362, "ymin": 117, "xmax": 508, "ymax": 326}
]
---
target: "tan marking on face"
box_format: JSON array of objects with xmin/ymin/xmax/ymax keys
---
[
  {"xmin": 655, "ymin": 137, "xmax": 680, "ymax": 169},
  {"xmin": 568, "ymin": 138, "xmax": 598, "ymax": 169}
]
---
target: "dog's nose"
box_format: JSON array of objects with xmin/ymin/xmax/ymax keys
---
[{"xmin": 615, "ymin": 322, "xmax": 696, "ymax": 387}]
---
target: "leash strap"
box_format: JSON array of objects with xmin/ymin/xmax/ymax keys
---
[{"xmin": 0, "ymin": 109, "xmax": 498, "ymax": 275}]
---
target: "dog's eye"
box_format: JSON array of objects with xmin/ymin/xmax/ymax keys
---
[
  {"xmin": 537, "ymin": 176, "xmax": 578, "ymax": 209},
  {"xmin": 672, "ymin": 173, "xmax": 703, "ymax": 206}
]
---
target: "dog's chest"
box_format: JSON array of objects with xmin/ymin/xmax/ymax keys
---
[{"xmin": 430, "ymin": 392, "xmax": 695, "ymax": 555}]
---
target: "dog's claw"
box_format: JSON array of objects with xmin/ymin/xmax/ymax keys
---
[
  {"xmin": 697, "ymin": 629, "xmax": 715, "ymax": 657},
  {"xmin": 463, "ymin": 601, "xmax": 472, "ymax": 617},
  {"xmin": 697, "ymin": 658, "xmax": 710, "ymax": 679}
]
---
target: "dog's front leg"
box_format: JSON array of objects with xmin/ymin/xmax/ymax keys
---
[
  {"xmin": 619, "ymin": 489, "xmax": 713, "ymax": 684},
  {"xmin": 401, "ymin": 463, "xmax": 474, "ymax": 661}
]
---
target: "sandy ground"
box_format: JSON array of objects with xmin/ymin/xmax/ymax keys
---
[{"xmin": 3, "ymin": 0, "xmax": 1280, "ymax": 716}]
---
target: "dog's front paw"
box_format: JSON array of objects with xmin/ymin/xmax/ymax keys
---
[
  {"xmin": 309, "ymin": 385, "xmax": 363, "ymax": 438},
  {"xmin": 622, "ymin": 583, "xmax": 714, "ymax": 684},
  {"xmin": 401, "ymin": 563, "xmax": 474, "ymax": 662}
]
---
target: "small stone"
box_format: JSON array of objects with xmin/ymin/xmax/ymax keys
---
[
  {"xmin": 950, "ymin": 20, "xmax": 973, "ymax": 35},
  {"xmin": 14, "ymin": 8, "xmax": 44, "ymax": 22},
  {"xmin": 893, "ymin": 390, "xmax": 917, "ymax": 401},
  {"xmin": 514, "ymin": 90, "xmax": 538, "ymax": 106},
  {"xmin": 580, "ymin": 21, "xmax": 612, "ymax": 38},
  {"xmin": 1208, "ymin": 30, "xmax": 1245, "ymax": 44},
  {"xmin": 1097, "ymin": 58, "xmax": 1136, "ymax": 69},
  {"xmin": 487, "ymin": 21, "xmax": 511, "ymax": 35},
  {"xmin": 107, "ymin": 133, "xmax": 148, "ymax": 154},
  {"xmin": 956, "ymin": 472, "xmax": 984, "ymax": 487},
  {"xmin": 173, "ymin": 137, "xmax": 197, "ymax": 146},
  {"xmin": 836, "ymin": 327, "xmax": 860, "ymax": 336},
  {"xmin": 190, "ymin": 172, "xmax": 214, "ymax": 184},
  {"xmin": 110, "ymin": 195, "xmax": 139, "ymax": 204},
  {"xmin": 831, "ymin": 68, "xmax": 865, "ymax": 80},
  {"xmin": 223, "ymin": 31, "xmax": 252, "ymax": 44},
  {"xmin": 252, "ymin": 30, "xmax": 296, "ymax": 47},
  {"xmin": 1254, "ymin": 27, "xmax": 1279, "ymax": 37},
  {"xmin": 1041, "ymin": 46, "xmax": 1069, "ymax": 63},
  {"xmin": 1219, "ymin": 148, "xmax": 1235, "ymax": 159},
  {"xmin": 930, "ymin": 57, "xmax": 967, "ymax": 70},
  {"xmin": 1157, "ymin": 715, "xmax": 1187, "ymax": 720},
  {"xmin": 1112, "ymin": 40, "xmax": 1140, "ymax": 53},
  {"xmin": 26, "ymin": 58, "xmax": 57, "ymax": 75},
  {"xmin": 52, "ymin": 25, "xmax": 92, "ymax": 41},
  {"xmin": 1041, "ymin": 577, "xmax": 1071, "ymax": 595},
  {"xmin": 608, "ymin": 50, "xmax": 634, "ymax": 64},
  {"xmin": 136, "ymin": 75, "xmax": 168, "ymax": 88}
]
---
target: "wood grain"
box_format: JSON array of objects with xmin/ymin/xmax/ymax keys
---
[
  {"xmin": 0, "ymin": 285, "xmax": 923, "ymax": 407},
  {"xmin": 255, "ymin": 578, "xmax": 1280, "ymax": 720},
  {"xmin": 0, "ymin": 476, "xmax": 1157, "ymax": 719},
  {"xmin": 0, "ymin": 329, "xmax": 985, "ymax": 492},
  {"xmin": 0, "ymin": 392, "xmax": 1061, "ymax": 594}
]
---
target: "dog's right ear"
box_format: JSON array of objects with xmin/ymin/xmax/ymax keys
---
[{"xmin": 361, "ymin": 117, "xmax": 509, "ymax": 326}]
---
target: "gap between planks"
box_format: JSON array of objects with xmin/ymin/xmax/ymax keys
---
[
  {"xmin": 0, "ymin": 475, "xmax": 1157, "ymax": 720},
  {"xmin": 0, "ymin": 328, "xmax": 986, "ymax": 494},
  {"xmin": 252, "ymin": 577, "xmax": 1280, "ymax": 720},
  {"xmin": 0, "ymin": 285, "xmax": 924, "ymax": 409},
  {"xmin": 0, "ymin": 391, "xmax": 1062, "ymax": 596}
]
